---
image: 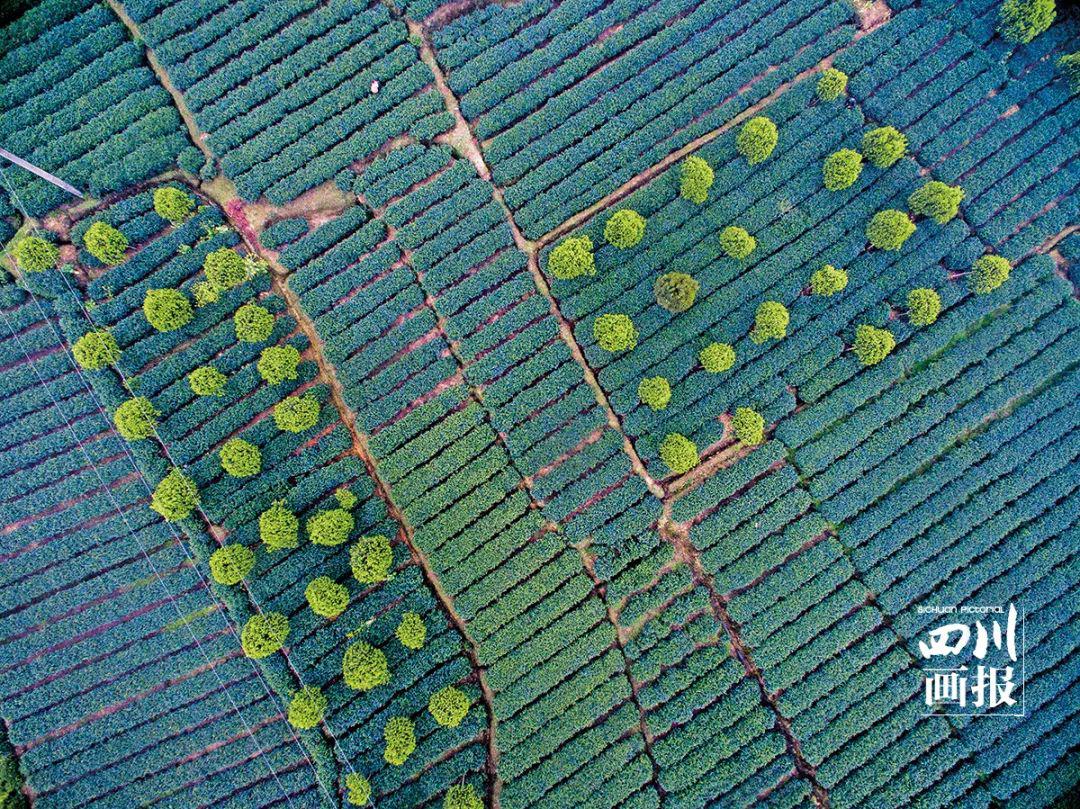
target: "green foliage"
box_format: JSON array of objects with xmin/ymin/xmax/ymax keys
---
[
  {"xmin": 143, "ymin": 288, "xmax": 193, "ymax": 332},
  {"xmin": 396, "ymin": 611, "xmax": 426, "ymax": 650},
  {"xmin": 637, "ymin": 376, "xmax": 672, "ymax": 411},
  {"xmin": 234, "ymin": 303, "xmax": 274, "ymax": 343},
  {"xmin": 861, "ymin": 126, "xmax": 907, "ymax": 168},
  {"xmin": 113, "ymin": 396, "xmax": 158, "ymax": 441},
  {"xmin": 351, "ymin": 535, "xmax": 393, "ymax": 583},
  {"xmin": 810, "ymin": 264, "xmax": 848, "ymax": 296},
  {"xmin": 444, "ymin": 784, "xmax": 483, "ymax": 809},
  {"xmin": 257, "ymin": 345, "xmax": 301, "ymax": 384},
  {"xmin": 971, "ymin": 254, "xmax": 1011, "ymax": 294},
  {"xmin": 736, "ymin": 116, "xmax": 778, "ymax": 165},
  {"xmin": 273, "ymin": 394, "xmax": 320, "ymax": 432},
  {"xmin": 654, "ymin": 271, "xmax": 699, "ymax": 313},
  {"xmin": 719, "ymin": 226, "xmax": 756, "ymax": 259},
  {"xmin": 203, "ymin": 247, "xmax": 247, "ymax": 291},
  {"xmin": 345, "ymin": 773, "xmax": 371, "ymax": 806},
  {"xmin": 13, "ymin": 236, "xmax": 57, "ymax": 272},
  {"xmin": 866, "ymin": 209, "xmax": 915, "ymax": 250},
  {"xmin": 822, "ymin": 149, "xmax": 863, "ymax": 191},
  {"xmin": 307, "ymin": 508, "xmax": 354, "ymax": 546},
  {"xmin": 604, "ymin": 210, "xmax": 646, "ymax": 248},
  {"xmin": 189, "ymin": 365, "xmax": 226, "ymax": 396},
  {"xmin": 1060, "ymin": 52, "xmax": 1080, "ymax": 93},
  {"xmin": 816, "ymin": 67, "xmax": 848, "ymax": 101},
  {"xmin": 72, "ymin": 329, "xmax": 121, "ymax": 370},
  {"xmin": 999, "ymin": 0, "xmax": 1055, "ymax": 43},
  {"xmin": 150, "ymin": 468, "xmax": 199, "ymax": 521},
  {"xmin": 679, "ymin": 155, "xmax": 714, "ymax": 203},
  {"xmin": 343, "ymin": 641, "xmax": 390, "ymax": 690},
  {"xmin": 428, "ymin": 686, "xmax": 470, "ymax": 727},
  {"xmin": 700, "ymin": 342, "xmax": 735, "ymax": 373},
  {"xmin": 750, "ymin": 301, "xmax": 790, "ymax": 343},
  {"xmin": 220, "ymin": 438, "xmax": 261, "ymax": 477},
  {"xmin": 731, "ymin": 407, "xmax": 765, "ymax": 446},
  {"xmin": 305, "ymin": 576, "xmax": 349, "ymax": 618},
  {"xmin": 907, "ymin": 288, "xmax": 942, "ymax": 326},
  {"xmin": 153, "ymin": 187, "xmax": 195, "ymax": 224},
  {"xmin": 192, "ymin": 281, "xmax": 219, "ymax": 307},
  {"xmin": 83, "ymin": 221, "xmax": 129, "ymax": 265},
  {"xmin": 241, "ymin": 612, "xmax": 289, "ymax": 659},
  {"xmin": 287, "ymin": 686, "xmax": 327, "ymax": 730},
  {"xmin": 209, "ymin": 544, "xmax": 255, "ymax": 586},
  {"xmin": 383, "ymin": 716, "xmax": 416, "ymax": 766},
  {"xmin": 853, "ymin": 324, "xmax": 896, "ymax": 366},
  {"xmin": 908, "ymin": 180, "xmax": 965, "ymax": 224},
  {"xmin": 659, "ymin": 433, "xmax": 699, "ymax": 475},
  {"xmin": 335, "ymin": 487, "xmax": 357, "ymax": 510},
  {"xmin": 547, "ymin": 235, "xmax": 595, "ymax": 280},
  {"xmin": 260, "ymin": 500, "xmax": 299, "ymax": 550},
  {"xmin": 593, "ymin": 313, "xmax": 638, "ymax": 351}
]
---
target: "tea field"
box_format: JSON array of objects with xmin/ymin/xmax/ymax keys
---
[{"xmin": 0, "ymin": 0, "xmax": 1077, "ymax": 807}]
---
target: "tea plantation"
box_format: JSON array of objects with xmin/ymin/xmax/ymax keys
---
[{"xmin": 0, "ymin": 0, "xmax": 1077, "ymax": 807}]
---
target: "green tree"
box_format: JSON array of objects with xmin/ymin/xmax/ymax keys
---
[
  {"xmin": 345, "ymin": 774, "xmax": 371, "ymax": 807},
  {"xmin": 637, "ymin": 376, "xmax": 672, "ymax": 411},
  {"xmin": 731, "ymin": 407, "xmax": 765, "ymax": 445},
  {"xmin": 1060, "ymin": 52, "xmax": 1080, "ymax": 93},
  {"xmin": 273, "ymin": 394, "xmax": 320, "ymax": 432},
  {"xmin": 719, "ymin": 226, "xmax": 756, "ymax": 260},
  {"xmin": 83, "ymin": 221, "xmax": 129, "ymax": 265},
  {"xmin": 999, "ymin": 0, "xmax": 1055, "ymax": 43},
  {"xmin": 444, "ymin": 784, "xmax": 483, "ymax": 809},
  {"xmin": 305, "ymin": 576, "xmax": 349, "ymax": 618},
  {"xmin": 189, "ymin": 365, "xmax": 226, "ymax": 396},
  {"xmin": 113, "ymin": 396, "xmax": 158, "ymax": 441},
  {"xmin": 866, "ymin": 209, "xmax": 915, "ymax": 250},
  {"xmin": 659, "ymin": 433, "xmax": 699, "ymax": 475},
  {"xmin": 143, "ymin": 288, "xmax": 193, "ymax": 332},
  {"xmin": 593, "ymin": 313, "xmax": 638, "ymax": 351},
  {"xmin": 13, "ymin": 235, "xmax": 58, "ymax": 272},
  {"xmin": 680, "ymin": 155, "xmax": 714, "ymax": 203},
  {"xmin": 343, "ymin": 641, "xmax": 390, "ymax": 690},
  {"xmin": 396, "ymin": 612, "xmax": 426, "ymax": 650},
  {"xmin": 970, "ymin": 254, "xmax": 1011, "ymax": 294},
  {"xmin": 429, "ymin": 686, "xmax": 470, "ymax": 727},
  {"xmin": 234, "ymin": 303, "xmax": 274, "ymax": 343},
  {"xmin": 73, "ymin": 329, "xmax": 121, "ymax": 370},
  {"xmin": 654, "ymin": 272, "xmax": 699, "ymax": 313},
  {"xmin": 822, "ymin": 149, "xmax": 863, "ymax": 191},
  {"xmin": 307, "ymin": 508, "xmax": 354, "ymax": 546},
  {"xmin": 260, "ymin": 500, "xmax": 299, "ymax": 550},
  {"xmin": 192, "ymin": 281, "xmax": 219, "ymax": 307},
  {"xmin": 151, "ymin": 468, "xmax": 199, "ymax": 521},
  {"xmin": 203, "ymin": 247, "xmax": 247, "ymax": 291},
  {"xmin": 257, "ymin": 345, "xmax": 301, "ymax": 384},
  {"xmin": 383, "ymin": 717, "xmax": 416, "ymax": 766},
  {"xmin": 209, "ymin": 544, "xmax": 255, "ymax": 585},
  {"xmin": 816, "ymin": 68, "xmax": 849, "ymax": 101},
  {"xmin": 736, "ymin": 116, "xmax": 778, "ymax": 165},
  {"xmin": 862, "ymin": 126, "xmax": 907, "ymax": 168},
  {"xmin": 908, "ymin": 180, "xmax": 965, "ymax": 224},
  {"xmin": 750, "ymin": 301, "xmax": 790, "ymax": 343},
  {"xmin": 853, "ymin": 324, "xmax": 896, "ymax": 365},
  {"xmin": 153, "ymin": 187, "xmax": 195, "ymax": 224},
  {"xmin": 220, "ymin": 438, "xmax": 261, "ymax": 477},
  {"xmin": 547, "ymin": 235, "xmax": 595, "ymax": 280},
  {"xmin": 604, "ymin": 210, "xmax": 646, "ymax": 248},
  {"xmin": 287, "ymin": 686, "xmax": 327, "ymax": 730},
  {"xmin": 241, "ymin": 612, "xmax": 289, "ymax": 658},
  {"xmin": 351, "ymin": 535, "xmax": 393, "ymax": 583},
  {"xmin": 907, "ymin": 288, "xmax": 942, "ymax": 326},
  {"xmin": 700, "ymin": 342, "xmax": 735, "ymax": 373},
  {"xmin": 810, "ymin": 264, "xmax": 848, "ymax": 296}
]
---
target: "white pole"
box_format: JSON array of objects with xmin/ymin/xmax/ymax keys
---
[{"xmin": 0, "ymin": 147, "xmax": 84, "ymax": 199}]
